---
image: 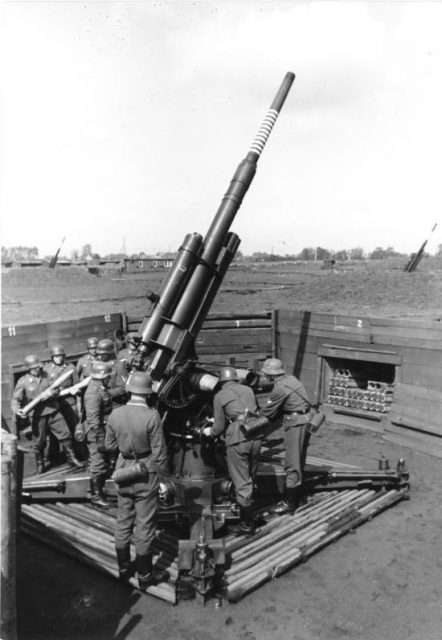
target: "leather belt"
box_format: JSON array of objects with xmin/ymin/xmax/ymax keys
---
[
  {"xmin": 121, "ymin": 451, "xmax": 151, "ymax": 460},
  {"xmin": 285, "ymin": 408, "xmax": 310, "ymax": 416}
]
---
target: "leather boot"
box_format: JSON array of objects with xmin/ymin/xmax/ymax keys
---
[
  {"xmin": 116, "ymin": 546, "xmax": 132, "ymax": 582},
  {"xmin": 90, "ymin": 476, "xmax": 110, "ymax": 509},
  {"xmin": 228, "ymin": 505, "xmax": 255, "ymax": 537},
  {"xmin": 35, "ymin": 452, "xmax": 45, "ymax": 475},
  {"xmin": 136, "ymin": 553, "xmax": 154, "ymax": 590},
  {"xmin": 62, "ymin": 438, "xmax": 84, "ymax": 469},
  {"xmin": 273, "ymin": 487, "xmax": 300, "ymax": 516}
]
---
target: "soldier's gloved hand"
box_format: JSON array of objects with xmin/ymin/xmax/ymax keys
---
[
  {"xmin": 203, "ymin": 426, "xmax": 213, "ymax": 437},
  {"xmin": 16, "ymin": 409, "xmax": 26, "ymax": 419}
]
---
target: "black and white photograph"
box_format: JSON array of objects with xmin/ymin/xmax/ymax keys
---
[{"xmin": 1, "ymin": 2, "xmax": 442, "ymax": 639}]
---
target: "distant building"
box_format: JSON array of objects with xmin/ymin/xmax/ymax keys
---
[
  {"xmin": 124, "ymin": 257, "xmax": 174, "ymax": 273},
  {"xmin": 9, "ymin": 260, "xmax": 43, "ymax": 268}
]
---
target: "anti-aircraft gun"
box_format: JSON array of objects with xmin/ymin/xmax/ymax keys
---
[{"xmin": 131, "ymin": 72, "xmax": 295, "ymax": 600}]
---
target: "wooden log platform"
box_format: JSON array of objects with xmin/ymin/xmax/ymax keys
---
[{"xmin": 19, "ymin": 451, "xmax": 409, "ymax": 604}]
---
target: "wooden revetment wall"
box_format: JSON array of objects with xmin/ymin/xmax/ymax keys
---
[{"xmin": 2, "ymin": 309, "xmax": 441, "ymax": 457}]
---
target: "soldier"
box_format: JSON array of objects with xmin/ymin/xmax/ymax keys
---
[
  {"xmin": 11, "ymin": 354, "xmax": 82, "ymax": 474},
  {"xmin": 76, "ymin": 337, "xmax": 99, "ymax": 380},
  {"xmin": 44, "ymin": 344, "xmax": 80, "ymax": 431},
  {"xmin": 84, "ymin": 361, "xmax": 113, "ymax": 508},
  {"xmin": 259, "ymin": 358, "xmax": 311, "ymax": 515},
  {"xmin": 117, "ymin": 332, "xmax": 140, "ymax": 372},
  {"xmin": 203, "ymin": 366, "xmax": 262, "ymax": 536},
  {"xmin": 105, "ymin": 372, "xmax": 168, "ymax": 588},
  {"xmin": 95, "ymin": 338, "xmax": 128, "ymax": 408}
]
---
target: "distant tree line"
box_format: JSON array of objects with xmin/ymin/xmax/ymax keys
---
[{"xmin": 3, "ymin": 244, "xmax": 442, "ymax": 263}]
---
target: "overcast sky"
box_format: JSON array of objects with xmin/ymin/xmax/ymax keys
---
[{"xmin": 2, "ymin": 1, "xmax": 441, "ymax": 258}]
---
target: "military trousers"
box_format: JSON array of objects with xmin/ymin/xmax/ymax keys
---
[
  {"xmin": 86, "ymin": 430, "xmax": 108, "ymax": 479},
  {"xmin": 226, "ymin": 439, "xmax": 262, "ymax": 508},
  {"xmin": 32, "ymin": 409, "xmax": 71, "ymax": 454},
  {"xmin": 59, "ymin": 398, "xmax": 80, "ymax": 431},
  {"xmin": 283, "ymin": 423, "xmax": 308, "ymax": 488},
  {"xmin": 115, "ymin": 473, "xmax": 159, "ymax": 556}
]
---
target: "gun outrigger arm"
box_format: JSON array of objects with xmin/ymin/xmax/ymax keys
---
[{"xmin": 133, "ymin": 72, "xmax": 295, "ymax": 379}]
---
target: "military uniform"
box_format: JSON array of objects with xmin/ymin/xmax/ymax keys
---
[
  {"xmin": 44, "ymin": 361, "xmax": 79, "ymax": 429},
  {"xmin": 105, "ymin": 400, "xmax": 167, "ymax": 579},
  {"xmin": 84, "ymin": 378, "xmax": 113, "ymax": 480},
  {"xmin": 11, "ymin": 371, "xmax": 71, "ymax": 465},
  {"xmin": 76, "ymin": 353, "xmax": 96, "ymax": 380},
  {"xmin": 106, "ymin": 358, "xmax": 129, "ymax": 407},
  {"xmin": 260, "ymin": 374, "xmax": 311, "ymax": 490},
  {"xmin": 212, "ymin": 381, "xmax": 261, "ymax": 509}
]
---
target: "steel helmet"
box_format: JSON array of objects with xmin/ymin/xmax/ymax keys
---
[
  {"xmin": 126, "ymin": 332, "xmax": 140, "ymax": 347},
  {"xmin": 50, "ymin": 344, "xmax": 65, "ymax": 357},
  {"xmin": 261, "ymin": 358, "xmax": 286, "ymax": 376},
  {"xmin": 24, "ymin": 354, "xmax": 42, "ymax": 370},
  {"xmin": 91, "ymin": 362, "xmax": 112, "ymax": 379},
  {"xmin": 96, "ymin": 338, "xmax": 115, "ymax": 355},
  {"xmin": 126, "ymin": 372, "xmax": 153, "ymax": 395},
  {"xmin": 219, "ymin": 367, "xmax": 239, "ymax": 383},
  {"xmin": 86, "ymin": 337, "xmax": 99, "ymax": 349}
]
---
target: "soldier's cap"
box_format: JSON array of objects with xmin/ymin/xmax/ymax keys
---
[
  {"xmin": 261, "ymin": 358, "xmax": 286, "ymax": 376},
  {"xmin": 50, "ymin": 344, "xmax": 65, "ymax": 357},
  {"xmin": 24, "ymin": 355, "xmax": 42, "ymax": 370},
  {"xmin": 91, "ymin": 362, "xmax": 112, "ymax": 379},
  {"xmin": 126, "ymin": 372, "xmax": 152, "ymax": 395}
]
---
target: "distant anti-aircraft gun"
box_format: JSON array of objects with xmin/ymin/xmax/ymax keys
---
[
  {"xmin": 404, "ymin": 223, "xmax": 437, "ymax": 272},
  {"xmin": 130, "ymin": 72, "xmax": 295, "ymax": 600},
  {"xmin": 48, "ymin": 236, "xmax": 66, "ymax": 269}
]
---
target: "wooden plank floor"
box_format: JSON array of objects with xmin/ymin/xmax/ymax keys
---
[{"xmin": 20, "ymin": 449, "xmax": 408, "ymax": 604}]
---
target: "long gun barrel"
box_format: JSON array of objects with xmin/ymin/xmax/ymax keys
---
[{"xmin": 134, "ymin": 72, "xmax": 295, "ymax": 378}]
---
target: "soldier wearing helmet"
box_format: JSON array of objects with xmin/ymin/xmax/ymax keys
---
[
  {"xmin": 83, "ymin": 361, "xmax": 114, "ymax": 508},
  {"xmin": 44, "ymin": 344, "xmax": 81, "ymax": 432},
  {"xmin": 105, "ymin": 371, "xmax": 167, "ymax": 588},
  {"xmin": 203, "ymin": 366, "xmax": 262, "ymax": 536},
  {"xmin": 95, "ymin": 338, "xmax": 128, "ymax": 408},
  {"xmin": 117, "ymin": 332, "xmax": 141, "ymax": 372},
  {"xmin": 11, "ymin": 354, "xmax": 81, "ymax": 474},
  {"xmin": 260, "ymin": 358, "xmax": 312, "ymax": 515},
  {"xmin": 76, "ymin": 336, "xmax": 99, "ymax": 380}
]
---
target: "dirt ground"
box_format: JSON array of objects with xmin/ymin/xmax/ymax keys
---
[
  {"xmin": 2, "ymin": 257, "xmax": 442, "ymax": 325},
  {"xmin": 4, "ymin": 260, "xmax": 442, "ymax": 639},
  {"xmin": 16, "ymin": 424, "xmax": 442, "ymax": 640}
]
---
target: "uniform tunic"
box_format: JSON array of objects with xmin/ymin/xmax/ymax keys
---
[
  {"xmin": 76, "ymin": 353, "xmax": 96, "ymax": 380},
  {"xmin": 11, "ymin": 372, "xmax": 70, "ymax": 453},
  {"xmin": 212, "ymin": 381, "xmax": 261, "ymax": 508},
  {"xmin": 106, "ymin": 359, "xmax": 129, "ymax": 407},
  {"xmin": 44, "ymin": 361, "xmax": 79, "ymax": 429},
  {"xmin": 261, "ymin": 374, "xmax": 311, "ymax": 489},
  {"xmin": 105, "ymin": 401, "xmax": 168, "ymax": 556},
  {"xmin": 84, "ymin": 380, "xmax": 113, "ymax": 478}
]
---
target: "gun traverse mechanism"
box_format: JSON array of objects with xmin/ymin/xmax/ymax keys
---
[{"xmin": 131, "ymin": 72, "xmax": 295, "ymax": 601}]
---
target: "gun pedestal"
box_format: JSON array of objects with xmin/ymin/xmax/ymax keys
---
[{"xmin": 130, "ymin": 72, "xmax": 296, "ymax": 601}]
